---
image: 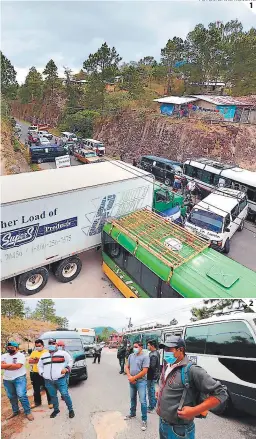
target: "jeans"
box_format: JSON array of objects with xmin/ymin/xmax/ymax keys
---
[
  {"xmin": 3, "ymin": 375, "xmax": 31, "ymax": 415},
  {"xmin": 93, "ymin": 353, "xmax": 101, "ymax": 364},
  {"xmin": 44, "ymin": 376, "xmax": 73, "ymax": 412},
  {"xmin": 129, "ymin": 379, "xmax": 147, "ymax": 422},
  {"xmin": 147, "ymin": 379, "xmax": 157, "ymax": 410},
  {"xmin": 119, "ymin": 357, "xmax": 125, "ymax": 373},
  {"xmin": 30, "ymin": 372, "xmax": 51, "ymax": 405},
  {"xmin": 159, "ymin": 419, "xmax": 195, "ymax": 439}
]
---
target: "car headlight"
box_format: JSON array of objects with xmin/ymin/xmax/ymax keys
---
[
  {"xmin": 73, "ymin": 360, "xmax": 86, "ymax": 367},
  {"xmin": 212, "ymin": 240, "xmax": 222, "ymax": 247}
]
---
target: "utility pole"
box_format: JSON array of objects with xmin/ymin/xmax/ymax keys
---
[{"xmin": 127, "ymin": 317, "xmax": 133, "ymax": 329}]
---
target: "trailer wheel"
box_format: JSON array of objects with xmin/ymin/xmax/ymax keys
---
[
  {"xmin": 17, "ymin": 267, "xmax": 49, "ymax": 296},
  {"xmin": 53, "ymin": 256, "xmax": 82, "ymax": 283}
]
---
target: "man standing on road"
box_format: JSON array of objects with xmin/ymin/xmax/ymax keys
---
[
  {"xmin": 38, "ymin": 338, "xmax": 75, "ymax": 419},
  {"xmin": 93, "ymin": 343, "xmax": 102, "ymax": 364},
  {"xmin": 117, "ymin": 342, "xmax": 127, "ymax": 374},
  {"xmin": 157, "ymin": 336, "xmax": 228, "ymax": 439},
  {"xmin": 124, "ymin": 342, "xmax": 149, "ymax": 432},
  {"xmin": 29, "ymin": 339, "xmax": 53, "ymax": 409},
  {"xmin": 147, "ymin": 340, "xmax": 160, "ymax": 413},
  {"xmin": 1, "ymin": 341, "xmax": 34, "ymax": 421}
]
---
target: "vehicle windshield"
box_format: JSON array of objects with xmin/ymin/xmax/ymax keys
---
[
  {"xmin": 189, "ymin": 208, "xmax": 223, "ymax": 233},
  {"xmin": 173, "ymin": 165, "xmax": 182, "ymax": 174},
  {"xmin": 43, "ymin": 338, "xmax": 83, "ymax": 352},
  {"xmin": 80, "ymin": 335, "xmax": 95, "ymax": 344},
  {"xmin": 85, "ymin": 152, "xmax": 97, "ymax": 157},
  {"xmin": 96, "ymin": 143, "xmax": 104, "ymax": 148}
]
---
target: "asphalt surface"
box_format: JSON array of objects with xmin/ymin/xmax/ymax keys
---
[{"xmin": 2, "ymin": 349, "xmax": 255, "ymax": 439}]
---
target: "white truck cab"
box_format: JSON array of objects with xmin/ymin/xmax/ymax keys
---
[{"xmin": 185, "ymin": 188, "xmax": 248, "ymax": 254}]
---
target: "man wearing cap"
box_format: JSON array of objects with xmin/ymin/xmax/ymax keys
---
[
  {"xmin": 38, "ymin": 338, "xmax": 75, "ymax": 419},
  {"xmin": 29, "ymin": 339, "xmax": 53, "ymax": 409},
  {"xmin": 157, "ymin": 336, "xmax": 228, "ymax": 439},
  {"xmin": 1, "ymin": 341, "xmax": 34, "ymax": 421}
]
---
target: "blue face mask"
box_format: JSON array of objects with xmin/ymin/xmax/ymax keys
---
[
  {"xmin": 133, "ymin": 347, "xmax": 140, "ymax": 354},
  {"xmin": 48, "ymin": 345, "xmax": 56, "ymax": 352},
  {"xmin": 164, "ymin": 351, "xmax": 176, "ymax": 365}
]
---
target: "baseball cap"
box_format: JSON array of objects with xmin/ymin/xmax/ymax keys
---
[
  {"xmin": 159, "ymin": 336, "xmax": 186, "ymax": 349},
  {"xmin": 7, "ymin": 341, "xmax": 19, "ymax": 347},
  {"xmin": 48, "ymin": 338, "xmax": 57, "ymax": 344}
]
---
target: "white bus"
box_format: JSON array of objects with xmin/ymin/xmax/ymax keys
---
[
  {"xmin": 183, "ymin": 158, "xmax": 256, "ymax": 221},
  {"xmin": 162, "ymin": 313, "xmax": 256, "ymax": 417},
  {"xmin": 76, "ymin": 328, "xmax": 96, "ymax": 357}
]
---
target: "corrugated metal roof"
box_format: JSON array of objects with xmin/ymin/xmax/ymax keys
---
[
  {"xmin": 191, "ymin": 95, "xmax": 256, "ymax": 106},
  {"xmin": 154, "ymin": 96, "xmax": 198, "ymax": 105}
]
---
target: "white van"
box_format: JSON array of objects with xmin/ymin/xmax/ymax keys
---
[
  {"xmin": 185, "ymin": 188, "xmax": 248, "ymax": 253},
  {"xmin": 28, "ymin": 125, "xmax": 38, "ymax": 134},
  {"xmin": 61, "ymin": 132, "xmax": 78, "ymax": 143},
  {"xmin": 83, "ymin": 139, "xmax": 105, "ymax": 156}
]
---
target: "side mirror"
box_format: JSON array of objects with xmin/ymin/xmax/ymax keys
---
[
  {"xmin": 225, "ymin": 227, "xmax": 230, "ymax": 232},
  {"xmin": 84, "ymin": 346, "xmax": 89, "ymax": 352}
]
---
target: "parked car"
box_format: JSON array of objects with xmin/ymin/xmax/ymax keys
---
[
  {"xmin": 38, "ymin": 130, "xmax": 53, "ymax": 140},
  {"xmin": 61, "ymin": 132, "xmax": 78, "ymax": 143},
  {"xmin": 74, "ymin": 148, "xmax": 103, "ymax": 164},
  {"xmin": 28, "ymin": 125, "xmax": 38, "ymax": 134},
  {"xmin": 185, "ymin": 188, "xmax": 248, "ymax": 254},
  {"xmin": 28, "ymin": 133, "xmax": 40, "ymax": 146},
  {"xmin": 30, "ymin": 145, "xmax": 68, "ymax": 164},
  {"xmin": 140, "ymin": 155, "xmax": 183, "ymax": 186},
  {"xmin": 39, "ymin": 137, "xmax": 51, "ymax": 146}
]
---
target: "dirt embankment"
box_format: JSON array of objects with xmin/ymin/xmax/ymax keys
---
[
  {"xmin": 10, "ymin": 96, "xmax": 65, "ymax": 126},
  {"xmin": 94, "ymin": 111, "xmax": 256, "ymax": 170},
  {"xmin": 0, "ymin": 120, "xmax": 31, "ymax": 175}
]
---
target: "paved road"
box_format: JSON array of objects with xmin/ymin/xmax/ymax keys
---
[
  {"xmin": 2, "ymin": 349, "xmax": 255, "ymax": 439},
  {"xmin": 17, "ymin": 119, "xmax": 81, "ymax": 169},
  {"xmin": 0, "ymin": 249, "xmax": 121, "ymax": 298}
]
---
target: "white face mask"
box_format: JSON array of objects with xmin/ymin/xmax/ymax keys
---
[{"xmin": 35, "ymin": 347, "xmax": 43, "ymax": 351}]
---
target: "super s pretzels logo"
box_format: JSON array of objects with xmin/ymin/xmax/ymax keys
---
[
  {"xmin": 1, "ymin": 224, "xmax": 39, "ymax": 249},
  {"xmin": 1, "ymin": 217, "xmax": 77, "ymax": 250}
]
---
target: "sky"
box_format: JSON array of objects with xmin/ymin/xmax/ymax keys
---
[
  {"xmin": 24, "ymin": 298, "xmax": 204, "ymax": 331},
  {"xmin": 1, "ymin": 0, "xmax": 256, "ymax": 84}
]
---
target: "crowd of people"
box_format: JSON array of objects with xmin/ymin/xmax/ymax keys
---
[{"xmin": 2, "ymin": 337, "xmax": 228, "ymax": 439}]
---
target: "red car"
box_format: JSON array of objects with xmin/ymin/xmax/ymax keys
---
[{"xmin": 28, "ymin": 133, "xmax": 40, "ymax": 146}]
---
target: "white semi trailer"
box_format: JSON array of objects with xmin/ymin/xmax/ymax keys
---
[{"xmin": 1, "ymin": 161, "xmax": 154, "ymax": 295}]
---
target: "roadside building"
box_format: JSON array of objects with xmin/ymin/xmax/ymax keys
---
[{"xmin": 153, "ymin": 96, "xmax": 198, "ymax": 116}]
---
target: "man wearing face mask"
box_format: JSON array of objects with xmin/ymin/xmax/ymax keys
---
[
  {"xmin": 38, "ymin": 338, "xmax": 74, "ymax": 419},
  {"xmin": 157, "ymin": 336, "xmax": 228, "ymax": 439},
  {"xmin": 29, "ymin": 339, "xmax": 52, "ymax": 409},
  {"xmin": 124, "ymin": 342, "xmax": 150, "ymax": 432},
  {"xmin": 1, "ymin": 341, "xmax": 34, "ymax": 421}
]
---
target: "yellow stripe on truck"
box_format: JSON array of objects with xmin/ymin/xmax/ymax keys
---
[{"xmin": 102, "ymin": 262, "xmax": 138, "ymax": 298}]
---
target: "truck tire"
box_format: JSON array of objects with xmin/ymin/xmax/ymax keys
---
[
  {"xmin": 165, "ymin": 178, "xmax": 171, "ymax": 186},
  {"xmin": 53, "ymin": 256, "xmax": 82, "ymax": 283},
  {"xmin": 17, "ymin": 267, "xmax": 49, "ymax": 296},
  {"xmin": 238, "ymin": 219, "xmax": 244, "ymax": 231},
  {"xmin": 223, "ymin": 238, "xmax": 230, "ymax": 254}
]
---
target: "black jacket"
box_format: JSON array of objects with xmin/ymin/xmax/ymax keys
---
[
  {"xmin": 147, "ymin": 350, "xmax": 160, "ymax": 380},
  {"xmin": 117, "ymin": 345, "xmax": 126, "ymax": 359}
]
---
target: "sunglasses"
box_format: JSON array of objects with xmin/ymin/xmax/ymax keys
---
[{"xmin": 48, "ymin": 342, "xmax": 56, "ymax": 345}]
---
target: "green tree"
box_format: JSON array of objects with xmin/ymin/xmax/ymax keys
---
[
  {"xmin": 54, "ymin": 316, "xmax": 69, "ymax": 328},
  {"xmin": 98, "ymin": 328, "xmax": 114, "ymax": 342},
  {"xmin": 33, "ymin": 299, "xmax": 56, "ymax": 322},
  {"xmin": 138, "ymin": 56, "xmax": 157, "ymax": 67},
  {"xmin": 83, "ymin": 42, "xmax": 122, "ymax": 81},
  {"xmin": 122, "ymin": 65, "xmax": 145, "ymax": 98},
  {"xmin": 161, "ymin": 37, "xmax": 185, "ymax": 93},
  {"xmin": 24, "ymin": 66, "xmax": 43, "ymax": 101},
  {"xmin": 83, "ymin": 43, "xmax": 122, "ymax": 110},
  {"xmin": 43, "ymin": 59, "xmax": 59, "ymax": 100},
  {"xmin": 1, "ymin": 299, "xmax": 24, "ymax": 319},
  {"xmin": 60, "ymin": 109, "xmax": 99, "ymax": 137},
  {"xmin": 1, "ymin": 52, "xmax": 18, "ymax": 99}
]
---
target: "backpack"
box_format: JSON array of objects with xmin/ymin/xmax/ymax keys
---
[{"xmin": 179, "ymin": 363, "xmax": 208, "ymax": 419}]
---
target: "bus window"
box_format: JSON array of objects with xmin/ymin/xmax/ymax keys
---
[
  {"xmin": 184, "ymin": 164, "xmax": 193, "ymax": 177},
  {"xmin": 103, "ymin": 233, "xmax": 124, "ymax": 268},
  {"xmin": 239, "ymin": 197, "xmax": 247, "ymax": 212},
  {"xmin": 206, "ymin": 322, "xmax": 256, "ymax": 358},
  {"xmin": 194, "ymin": 168, "xmax": 203, "ymax": 180},
  {"xmin": 247, "ymin": 187, "xmax": 256, "ymax": 203},
  {"xmin": 160, "ymin": 281, "xmax": 182, "ymax": 298},
  {"xmin": 140, "ymin": 264, "xmax": 160, "ymax": 298},
  {"xmin": 185, "ymin": 325, "xmax": 208, "ymax": 354},
  {"xmin": 201, "ymin": 170, "xmax": 214, "ymax": 185},
  {"xmin": 124, "ymin": 251, "xmax": 141, "ymax": 285}
]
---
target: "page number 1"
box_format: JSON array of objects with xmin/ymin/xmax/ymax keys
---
[{"xmin": 250, "ymin": 2, "xmax": 253, "ymax": 8}]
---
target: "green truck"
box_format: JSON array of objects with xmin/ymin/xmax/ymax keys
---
[{"xmin": 153, "ymin": 184, "xmax": 186, "ymax": 224}]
